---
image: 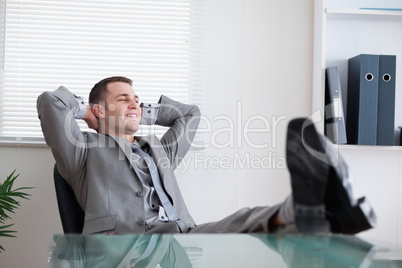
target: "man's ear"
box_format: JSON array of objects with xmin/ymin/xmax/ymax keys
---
[{"xmin": 92, "ymin": 104, "xmax": 106, "ymax": 119}]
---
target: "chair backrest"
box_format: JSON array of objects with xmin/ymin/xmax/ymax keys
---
[{"xmin": 53, "ymin": 164, "xmax": 85, "ymax": 233}]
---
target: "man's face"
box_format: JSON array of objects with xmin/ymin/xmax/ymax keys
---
[{"xmin": 102, "ymin": 81, "xmax": 142, "ymax": 136}]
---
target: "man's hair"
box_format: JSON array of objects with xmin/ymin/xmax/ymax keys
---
[{"xmin": 89, "ymin": 76, "xmax": 133, "ymax": 106}]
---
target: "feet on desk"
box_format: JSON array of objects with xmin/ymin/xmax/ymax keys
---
[{"xmin": 286, "ymin": 118, "xmax": 377, "ymax": 234}]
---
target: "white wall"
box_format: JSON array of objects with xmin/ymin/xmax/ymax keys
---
[
  {"xmin": 0, "ymin": 0, "xmax": 315, "ymax": 267},
  {"xmin": 182, "ymin": 0, "xmax": 314, "ymax": 225},
  {"xmin": 340, "ymin": 147, "xmax": 402, "ymax": 246}
]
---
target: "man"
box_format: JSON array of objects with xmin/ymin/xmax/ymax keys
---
[{"xmin": 37, "ymin": 76, "xmax": 376, "ymax": 235}]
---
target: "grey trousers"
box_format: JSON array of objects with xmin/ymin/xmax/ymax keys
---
[
  {"xmin": 189, "ymin": 204, "xmax": 282, "ymax": 233},
  {"xmin": 147, "ymin": 203, "xmax": 291, "ymax": 234}
]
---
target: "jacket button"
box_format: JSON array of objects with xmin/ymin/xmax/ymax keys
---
[
  {"xmin": 136, "ymin": 191, "xmax": 144, "ymax": 197},
  {"xmin": 138, "ymin": 219, "xmax": 145, "ymax": 226}
]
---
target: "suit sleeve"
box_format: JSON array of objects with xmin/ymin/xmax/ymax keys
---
[
  {"xmin": 153, "ymin": 95, "xmax": 200, "ymax": 170},
  {"xmin": 37, "ymin": 86, "xmax": 88, "ymax": 182}
]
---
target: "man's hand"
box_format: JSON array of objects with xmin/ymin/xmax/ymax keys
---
[{"xmin": 83, "ymin": 105, "xmax": 99, "ymax": 132}]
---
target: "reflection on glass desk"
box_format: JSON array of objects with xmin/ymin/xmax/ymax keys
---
[{"xmin": 48, "ymin": 233, "xmax": 402, "ymax": 268}]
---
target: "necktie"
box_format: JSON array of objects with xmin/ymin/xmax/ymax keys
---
[{"xmin": 131, "ymin": 144, "xmax": 180, "ymax": 222}]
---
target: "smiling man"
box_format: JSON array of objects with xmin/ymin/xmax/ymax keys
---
[
  {"xmin": 88, "ymin": 78, "xmax": 142, "ymax": 141},
  {"xmin": 37, "ymin": 76, "xmax": 376, "ymax": 235}
]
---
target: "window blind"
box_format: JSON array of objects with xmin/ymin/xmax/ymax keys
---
[{"xmin": 0, "ymin": 0, "xmax": 206, "ymax": 145}]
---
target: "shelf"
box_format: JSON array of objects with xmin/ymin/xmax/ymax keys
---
[
  {"xmin": 313, "ymin": 0, "xmax": 402, "ymax": 145},
  {"xmin": 326, "ymin": 8, "xmax": 402, "ymax": 20},
  {"xmin": 336, "ymin": 144, "xmax": 402, "ymax": 151}
]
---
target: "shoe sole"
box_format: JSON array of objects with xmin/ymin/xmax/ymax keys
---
[{"xmin": 323, "ymin": 146, "xmax": 377, "ymax": 234}]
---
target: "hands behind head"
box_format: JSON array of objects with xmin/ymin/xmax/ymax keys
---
[{"xmin": 83, "ymin": 105, "xmax": 100, "ymax": 132}]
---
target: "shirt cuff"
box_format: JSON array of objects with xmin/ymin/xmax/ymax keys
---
[
  {"xmin": 140, "ymin": 103, "xmax": 160, "ymax": 125},
  {"xmin": 73, "ymin": 95, "xmax": 87, "ymax": 119}
]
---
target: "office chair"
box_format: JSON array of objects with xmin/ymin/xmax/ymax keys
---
[{"xmin": 53, "ymin": 164, "xmax": 85, "ymax": 233}]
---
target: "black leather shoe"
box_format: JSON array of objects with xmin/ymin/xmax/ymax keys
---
[
  {"xmin": 286, "ymin": 118, "xmax": 331, "ymax": 233},
  {"xmin": 322, "ymin": 137, "xmax": 377, "ymax": 234},
  {"xmin": 286, "ymin": 118, "xmax": 377, "ymax": 234}
]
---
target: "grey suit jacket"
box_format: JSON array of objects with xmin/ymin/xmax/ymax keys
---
[{"xmin": 37, "ymin": 86, "xmax": 200, "ymax": 234}]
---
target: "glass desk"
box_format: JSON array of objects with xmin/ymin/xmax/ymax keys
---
[{"xmin": 48, "ymin": 233, "xmax": 402, "ymax": 268}]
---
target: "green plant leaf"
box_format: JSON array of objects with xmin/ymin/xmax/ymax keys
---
[
  {"xmin": 0, "ymin": 224, "xmax": 17, "ymax": 237},
  {"xmin": 0, "ymin": 170, "xmax": 34, "ymax": 252}
]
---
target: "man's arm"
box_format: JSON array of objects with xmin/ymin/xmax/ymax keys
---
[
  {"xmin": 143, "ymin": 95, "xmax": 200, "ymax": 170},
  {"xmin": 37, "ymin": 86, "xmax": 88, "ymax": 181}
]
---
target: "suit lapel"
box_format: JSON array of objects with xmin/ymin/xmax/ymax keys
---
[
  {"xmin": 109, "ymin": 134, "xmax": 172, "ymax": 188},
  {"xmin": 108, "ymin": 135, "xmax": 142, "ymax": 178}
]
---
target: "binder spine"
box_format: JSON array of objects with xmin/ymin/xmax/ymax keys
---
[
  {"xmin": 377, "ymin": 55, "xmax": 396, "ymax": 145},
  {"xmin": 347, "ymin": 54, "xmax": 379, "ymax": 145}
]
